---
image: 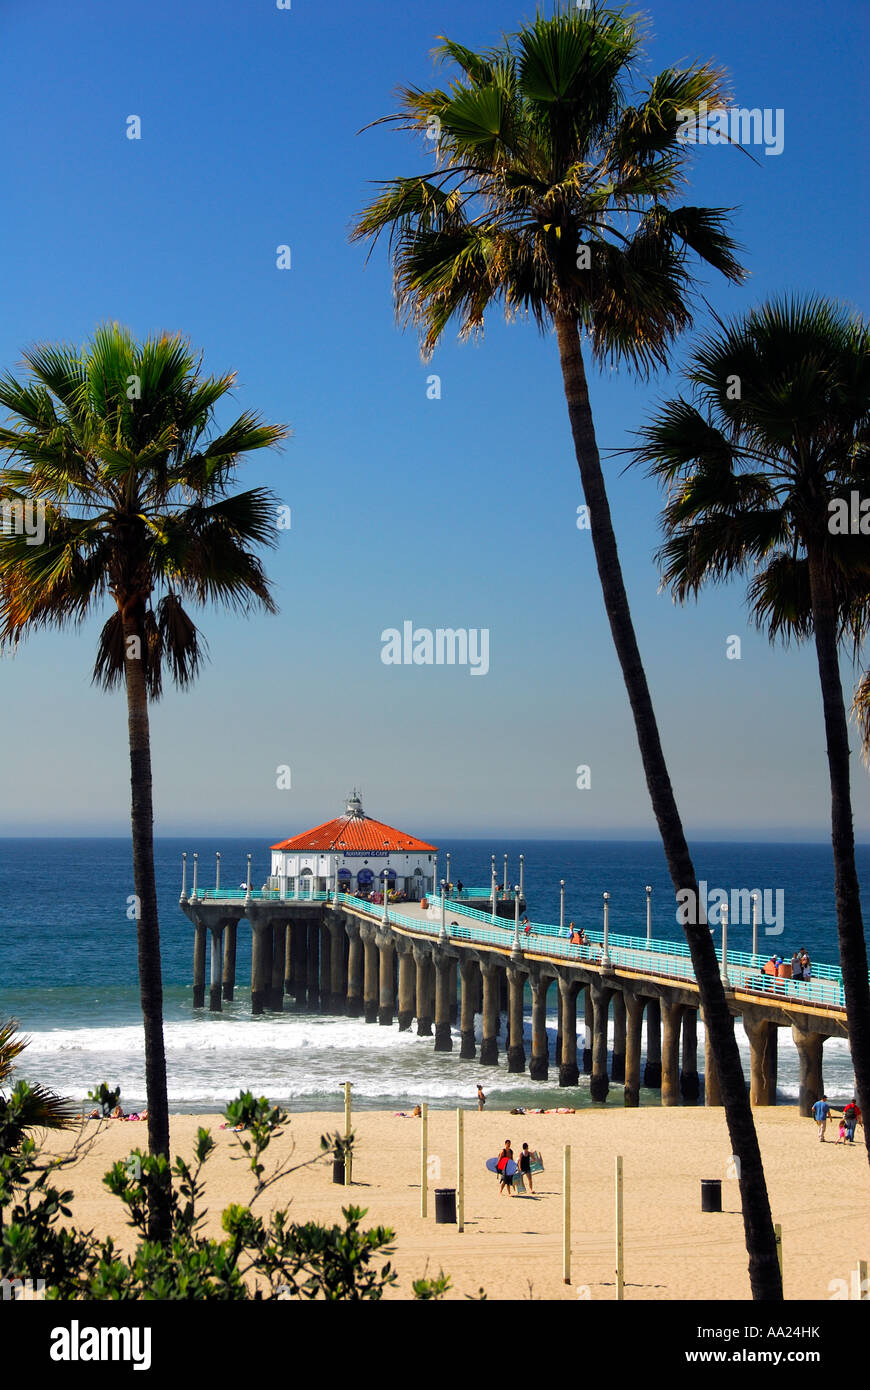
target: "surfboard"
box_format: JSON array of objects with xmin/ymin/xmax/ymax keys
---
[{"xmin": 486, "ymin": 1156, "xmax": 518, "ymax": 1176}]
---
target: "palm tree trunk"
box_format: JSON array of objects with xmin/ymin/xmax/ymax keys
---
[
  {"xmin": 122, "ymin": 607, "xmax": 172, "ymax": 1241},
  {"xmin": 806, "ymin": 546, "xmax": 870, "ymax": 1162},
  {"xmin": 554, "ymin": 311, "xmax": 782, "ymax": 1300}
]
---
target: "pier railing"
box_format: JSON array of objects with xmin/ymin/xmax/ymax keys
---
[{"xmin": 333, "ymin": 892, "xmax": 849, "ymax": 1012}]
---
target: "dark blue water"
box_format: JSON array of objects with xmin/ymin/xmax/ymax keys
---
[{"xmin": 0, "ymin": 838, "xmax": 865, "ymax": 1110}]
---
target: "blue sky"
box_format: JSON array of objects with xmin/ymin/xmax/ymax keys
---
[{"xmin": 1, "ymin": 0, "xmax": 868, "ymax": 840}]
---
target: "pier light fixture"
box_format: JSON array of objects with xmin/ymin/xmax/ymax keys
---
[
  {"xmin": 440, "ymin": 881, "xmax": 447, "ymax": 940},
  {"xmin": 751, "ymin": 892, "xmax": 759, "ymax": 960},
  {"xmin": 645, "ymin": 885, "xmax": 652, "ymax": 948},
  {"xmin": 245, "ymin": 853, "xmax": 252, "ymax": 901},
  {"xmin": 560, "ymin": 879, "xmax": 565, "ymax": 933},
  {"xmin": 491, "ymin": 856, "xmax": 498, "ymax": 924},
  {"xmin": 180, "ymin": 851, "xmax": 188, "ymax": 905},
  {"xmin": 511, "ymin": 885, "xmax": 522, "ymax": 959},
  {"xmin": 503, "ymin": 853, "xmax": 508, "ymax": 892},
  {"xmin": 601, "ymin": 890, "xmax": 611, "ymax": 968},
  {"xmin": 191, "ymin": 852, "xmax": 199, "ymax": 903},
  {"xmin": 446, "ymin": 852, "xmax": 451, "ymax": 888},
  {"xmin": 215, "ymin": 851, "xmax": 221, "ymax": 895},
  {"xmin": 519, "ymin": 854, "xmax": 525, "ymax": 898},
  {"xmin": 721, "ymin": 902, "xmax": 730, "ymax": 986}
]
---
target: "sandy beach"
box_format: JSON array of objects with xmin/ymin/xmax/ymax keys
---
[{"xmin": 38, "ymin": 1104, "xmax": 870, "ymax": 1301}]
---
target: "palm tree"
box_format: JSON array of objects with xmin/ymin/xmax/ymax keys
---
[
  {"xmin": 0, "ymin": 1020, "xmax": 79, "ymax": 1151},
  {"xmin": 351, "ymin": 6, "xmax": 782, "ymax": 1297},
  {"xmin": 0, "ymin": 324, "xmax": 288, "ymax": 1236},
  {"xmin": 634, "ymin": 294, "xmax": 870, "ymax": 1161}
]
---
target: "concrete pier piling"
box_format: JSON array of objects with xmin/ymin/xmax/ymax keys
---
[
  {"xmin": 558, "ymin": 978, "xmax": 580, "ymax": 1088},
  {"xmin": 346, "ymin": 927, "xmax": 363, "ymax": 1017},
  {"xmin": 529, "ymin": 974, "xmax": 550, "ymax": 1081},
  {"xmin": 363, "ymin": 935, "xmax": 378, "ymax": 1024},
  {"xmin": 397, "ymin": 945, "xmax": 415, "ymax": 1031},
  {"xmin": 506, "ymin": 966, "xmax": 526, "ymax": 1073},
  {"xmin": 459, "ymin": 958, "xmax": 478, "ymax": 1059},
  {"xmin": 644, "ymin": 998, "xmax": 662, "ymax": 1089},
  {"xmin": 623, "ymin": 991, "xmax": 644, "ymax": 1107},
  {"xmin": 589, "ymin": 982, "xmax": 611, "ymax": 1101},
  {"xmin": 661, "ymin": 1000, "xmax": 683, "ymax": 1107},
  {"xmin": 434, "ymin": 954, "xmax": 453, "ymax": 1051},
  {"xmin": 222, "ymin": 921, "xmax": 237, "ymax": 1002},
  {"xmin": 680, "ymin": 1008, "xmax": 700, "ymax": 1103},
  {"xmin": 480, "ymin": 960, "xmax": 500, "ymax": 1066}
]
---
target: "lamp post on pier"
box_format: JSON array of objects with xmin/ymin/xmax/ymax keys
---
[
  {"xmin": 180, "ymin": 852, "xmax": 188, "ymax": 905},
  {"xmin": 645, "ymin": 884, "xmax": 652, "ymax": 948},
  {"xmin": 751, "ymin": 892, "xmax": 759, "ymax": 959},
  {"xmin": 602, "ymin": 891, "xmax": 611, "ymax": 968},
  {"xmin": 446, "ymin": 853, "xmax": 451, "ymax": 889},
  {"xmin": 215, "ymin": 851, "xmax": 221, "ymax": 896},
  {"xmin": 245, "ymin": 853, "xmax": 252, "ymax": 905},
  {"xmin": 191, "ymin": 852, "xmax": 199, "ymax": 903},
  {"xmin": 503, "ymin": 854, "xmax": 508, "ymax": 892},
  {"xmin": 519, "ymin": 854, "xmax": 525, "ymax": 899},
  {"xmin": 440, "ymin": 881, "xmax": 448, "ymax": 942},
  {"xmin": 491, "ymin": 856, "xmax": 497, "ymax": 924},
  {"xmin": 560, "ymin": 879, "xmax": 565, "ymax": 934},
  {"xmin": 511, "ymin": 886, "xmax": 522, "ymax": 960},
  {"xmin": 721, "ymin": 902, "xmax": 730, "ymax": 986}
]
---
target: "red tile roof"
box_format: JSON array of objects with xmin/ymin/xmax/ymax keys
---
[{"xmin": 271, "ymin": 813, "xmax": 436, "ymax": 855}]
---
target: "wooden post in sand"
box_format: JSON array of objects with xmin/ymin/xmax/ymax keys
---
[
  {"xmin": 615, "ymin": 1155, "xmax": 624, "ymax": 1300},
  {"xmin": 421, "ymin": 1103, "xmax": 429, "ymax": 1218},
  {"xmin": 457, "ymin": 1109, "xmax": 464, "ymax": 1232},
  {"xmin": 343, "ymin": 1082, "xmax": 352, "ymax": 1186},
  {"xmin": 562, "ymin": 1145, "xmax": 571, "ymax": 1284}
]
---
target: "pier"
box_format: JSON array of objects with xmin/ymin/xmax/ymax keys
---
[{"xmin": 179, "ymin": 863, "xmax": 852, "ymax": 1117}]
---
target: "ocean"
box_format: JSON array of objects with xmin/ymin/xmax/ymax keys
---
[{"xmin": 1, "ymin": 837, "xmax": 866, "ymax": 1113}]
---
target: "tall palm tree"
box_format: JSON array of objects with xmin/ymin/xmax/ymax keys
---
[
  {"xmin": 634, "ymin": 295, "xmax": 870, "ymax": 1161},
  {"xmin": 351, "ymin": 6, "xmax": 782, "ymax": 1298},
  {"xmin": 0, "ymin": 324, "xmax": 288, "ymax": 1236}
]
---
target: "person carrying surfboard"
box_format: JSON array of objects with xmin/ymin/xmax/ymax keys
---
[{"xmin": 497, "ymin": 1141, "xmax": 516, "ymax": 1196}]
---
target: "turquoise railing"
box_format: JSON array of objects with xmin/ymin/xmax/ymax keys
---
[{"xmin": 332, "ymin": 892, "xmax": 849, "ymax": 1011}]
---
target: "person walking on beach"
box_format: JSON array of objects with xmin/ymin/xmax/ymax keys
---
[
  {"xmin": 497, "ymin": 1140, "xmax": 515, "ymax": 1196},
  {"xmin": 813, "ymin": 1094, "xmax": 832, "ymax": 1141},
  {"xmin": 477, "ymin": 1084, "xmax": 486, "ymax": 1111},
  {"xmin": 519, "ymin": 1142, "xmax": 534, "ymax": 1194},
  {"xmin": 843, "ymin": 1098, "xmax": 860, "ymax": 1144}
]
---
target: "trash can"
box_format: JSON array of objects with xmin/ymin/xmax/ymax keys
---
[
  {"xmin": 434, "ymin": 1188, "xmax": 457, "ymax": 1224},
  {"xmin": 332, "ymin": 1157, "xmax": 346, "ymax": 1185},
  {"xmin": 701, "ymin": 1178, "xmax": 722, "ymax": 1212}
]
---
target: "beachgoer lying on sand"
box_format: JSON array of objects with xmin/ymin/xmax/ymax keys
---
[
  {"xmin": 219, "ymin": 1122, "xmax": 245, "ymax": 1131},
  {"xmin": 110, "ymin": 1105, "xmax": 125, "ymax": 1119},
  {"xmin": 412, "ymin": 1105, "xmax": 422, "ymax": 1117},
  {"xmin": 88, "ymin": 1108, "xmax": 101, "ymax": 1119}
]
